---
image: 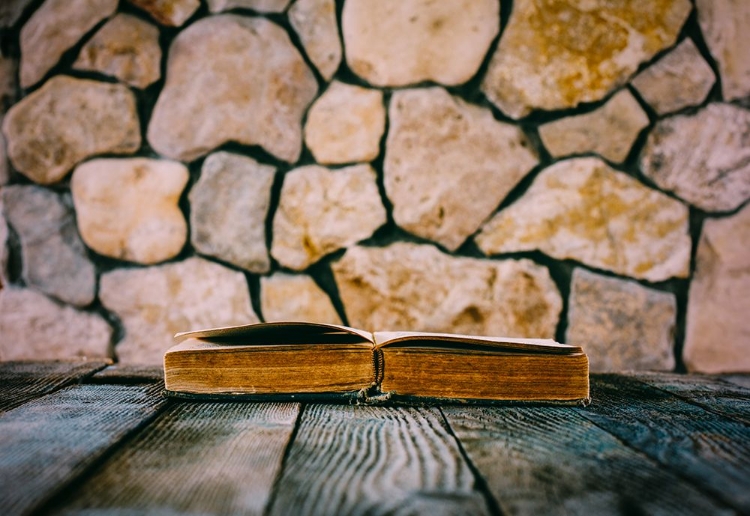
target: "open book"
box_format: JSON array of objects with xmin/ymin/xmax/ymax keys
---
[{"xmin": 164, "ymin": 322, "xmax": 590, "ymax": 405}]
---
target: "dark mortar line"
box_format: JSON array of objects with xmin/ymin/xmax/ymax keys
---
[
  {"xmin": 0, "ymin": 0, "xmax": 44, "ymax": 55},
  {"xmin": 679, "ymin": 4, "xmax": 725, "ymax": 104},
  {"xmin": 307, "ymin": 258, "xmax": 350, "ymax": 327},
  {"xmin": 262, "ymin": 402, "xmax": 307, "ymax": 516},
  {"xmin": 246, "ymin": 272, "xmax": 264, "ymax": 322}
]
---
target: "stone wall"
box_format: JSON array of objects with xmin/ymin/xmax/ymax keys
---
[{"xmin": 0, "ymin": 0, "xmax": 748, "ymax": 372}]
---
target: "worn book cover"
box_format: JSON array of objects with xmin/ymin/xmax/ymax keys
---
[{"xmin": 164, "ymin": 322, "xmax": 590, "ymax": 405}]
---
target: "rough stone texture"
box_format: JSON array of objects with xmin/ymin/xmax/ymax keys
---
[
  {"xmin": 539, "ymin": 90, "xmax": 649, "ymax": 164},
  {"xmin": 0, "ymin": 0, "xmax": 34, "ymax": 28},
  {"xmin": 641, "ymin": 103, "xmax": 750, "ymax": 212},
  {"xmin": 74, "ymin": 14, "xmax": 162, "ymax": 89},
  {"xmin": 385, "ymin": 88, "xmax": 538, "ymax": 251},
  {"xmin": 342, "ymin": 0, "xmax": 499, "ymax": 87},
  {"xmin": 19, "ymin": 0, "xmax": 118, "ymax": 88},
  {"xmin": 206, "ymin": 0, "xmax": 291, "ymax": 13},
  {"xmin": 566, "ymin": 268, "xmax": 676, "ymax": 372},
  {"xmin": 0, "ymin": 56, "xmax": 16, "ymax": 112},
  {"xmin": 272, "ymin": 164, "xmax": 386, "ymax": 270},
  {"xmin": 0, "ymin": 287, "xmax": 111, "ymax": 360},
  {"xmin": 304, "ymin": 81, "xmax": 385, "ymax": 165},
  {"xmin": 631, "ymin": 38, "xmax": 715, "ymax": 115},
  {"xmin": 697, "ymin": 0, "xmax": 750, "ymax": 101},
  {"xmin": 332, "ymin": 242, "xmax": 562, "ymax": 337},
  {"xmin": 100, "ymin": 257, "xmax": 258, "ymax": 364},
  {"xmin": 261, "ymin": 273, "xmax": 342, "ymax": 324},
  {"xmin": 190, "ymin": 152, "xmax": 275, "ymax": 273},
  {"xmin": 0, "ymin": 128, "xmax": 8, "ymax": 186},
  {"xmin": 476, "ymin": 157, "xmax": 691, "ymax": 282},
  {"xmin": 71, "ymin": 158, "xmax": 188, "ymax": 265},
  {"xmin": 148, "ymin": 15, "xmax": 317, "ymax": 163},
  {"xmin": 0, "ymin": 197, "xmax": 7, "ymax": 287},
  {"xmin": 289, "ymin": 0, "xmax": 341, "ymax": 81},
  {"xmin": 481, "ymin": 0, "xmax": 692, "ymax": 118},
  {"xmin": 684, "ymin": 205, "xmax": 750, "ymax": 373},
  {"xmin": 2, "ymin": 185, "xmax": 96, "ymax": 307},
  {"xmin": 2, "ymin": 76, "xmax": 141, "ymax": 185},
  {"xmin": 126, "ymin": 0, "xmax": 199, "ymax": 27}
]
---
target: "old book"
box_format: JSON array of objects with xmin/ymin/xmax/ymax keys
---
[{"xmin": 164, "ymin": 322, "xmax": 590, "ymax": 405}]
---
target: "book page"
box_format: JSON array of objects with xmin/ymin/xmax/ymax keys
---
[
  {"xmin": 372, "ymin": 331, "xmax": 583, "ymax": 354},
  {"xmin": 174, "ymin": 321, "xmax": 374, "ymax": 346}
]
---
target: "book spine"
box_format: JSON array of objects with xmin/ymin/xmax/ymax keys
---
[{"xmin": 373, "ymin": 348, "xmax": 384, "ymax": 386}]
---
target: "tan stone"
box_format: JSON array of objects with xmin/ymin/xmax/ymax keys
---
[
  {"xmin": 304, "ymin": 81, "xmax": 385, "ymax": 165},
  {"xmin": 631, "ymin": 38, "xmax": 715, "ymax": 115},
  {"xmin": 271, "ymin": 164, "xmax": 386, "ymax": 270},
  {"xmin": 566, "ymin": 268, "xmax": 676, "ymax": 372},
  {"xmin": 190, "ymin": 152, "xmax": 275, "ymax": 273},
  {"xmin": 148, "ymin": 15, "xmax": 317, "ymax": 163},
  {"xmin": 74, "ymin": 14, "xmax": 162, "ymax": 89},
  {"xmin": 697, "ymin": 0, "xmax": 750, "ymax": 101},
  {"xmin": 261, "ymin": 273, "xmax": 342, "ymax": 324},
  {"xmin": 0, "ymin": 128, "xmax": 7, "ymax": 186},
  {"xmin": 538, "ymin": 90, "xmax": 649, "ymax": 163},
  {"xmin": 0, "ymin": 55, "xmax": 16, "ymax": 112},
  {"xmin": 206, "ymin": 0, "xmax": 290, "ymax": 13},
  {"xmin": 100, "ymin": 257, "xmax": 258, "ymax": 364},
  {"xmin": 0, "ymin": 0, "xmax": 34, "ymax": 28},
  {"xmin": 342, "ymin": 0, "xmax": 499, "ymax": 87},
  {"xmin": 2, "ymin": 76, "xmax": 140, "ymax": 185},
  {"xmin": 126, "ymin": 0, "xmax": 199, "ymax": 27},
  {"xmin": 289, "ymin": 0, "xmax": 341, "ymax": 81},
  {"xmin": 482, "ymin": 0, "xmax": 692, "ymax": 118},
  {"xmin": 385, "ymin": 88, "xmax": 538, "ymax": 251},
  {"xmin": 0, "ymin": 287, "xmax": 111, "ymax": 360},
  {"xmin": 71, "ymin": 158, "xmax": 188, "ymax": 265},
  {"xmin": 641, "ymin": 103, "xmax": 750, "ymax": 212},
  {"xmin": 332, "ymin": 242, "xmax": 562, "ymax": 337},
  {"xmin": 475, "ymin": 157, "xmax": 691, "ymax": 282},
  {"xmin": 684, "ymin": 204, "xmax": 750, "ymax": 373},
  {"xmin": 0, "ymin": 197, "xmax": 7, "ymax": 287},
  {"xmin": 20, "ymin": 0, "xmax": 118, "ymax": 88}
]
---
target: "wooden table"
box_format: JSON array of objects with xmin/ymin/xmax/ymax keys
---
[{"xmin": 1, "ymin": 361, "xmax": 749, "ymax": 515}]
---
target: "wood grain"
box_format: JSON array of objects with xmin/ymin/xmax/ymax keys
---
[
  {"xmin": 89, "ymin": 364, "xmax": 165, "ymax": 384},
  {"xmin": 0, "ymin": 383, "xmax": 165, "ymax": 516},
  {"xmin": 628, "ymin": 372, "xmax": 750, "ymax": 424},
  {"xmin": 48, "ymin": 402, "xmax": 299, "ymax": 516},
  {"xmin": 0, "ymin": 360, "xmax": 110, "ymax": 413},
  {"xmin": 442, "ymin": 405, "xmax": 732, "ymax": 516},
  {"xmin": 267, "ymin": 404, "xmax": 492, "ymax": 516},
  {"xmin": 580, "ymin": 374, "xmax": 750, "ymax": 513}
]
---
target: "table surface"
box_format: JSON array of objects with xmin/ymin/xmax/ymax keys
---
[{"xmin": 1, "ymin": 361, "xmax": 749, "ymax": 516}]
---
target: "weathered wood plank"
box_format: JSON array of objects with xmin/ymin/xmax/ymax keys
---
[
  {"xmin": 89, "ymin": 364, "xmax": 164, "ymax": 384},
  {"xmin": 46, "ymin": 402, "xmax": 299, "ymax": 516},
  {"xmin": 628, "ymin": 372, "xmax": 750, "ymax": 424},
  {"xmin": 579, "ymin": 374, "xmax": 750, "ymax": 513},
  {"xmin": 0, "ymin": 383, "xmax": 166, "ymax": 516},
  {"xmin": 720, "ymin": 374, "xmax": 750, "ymax": 390},
  {"xmin": 442, "ymin": 405, "xmax": 733, "ymax": 516},
  {"xmin": 0, "ymin": 360, "xmax": 110, "ymax": 413},
  {"xmin": 267, "ymin": 404, "xmax": 491, "ymax": 516}
]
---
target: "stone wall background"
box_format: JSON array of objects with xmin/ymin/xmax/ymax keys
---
[{"xmin": 0, "ymin": 0, "xmax": 748, "ymax": 372}]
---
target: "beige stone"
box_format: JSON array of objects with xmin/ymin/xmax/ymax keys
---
[
  {"xmin": 71, "ymin": 158, "xmax": 188, "ymax": 265},
  {"xmin": 332, "ymin": 242, "xmax": 562, "ymax": 337},
  {"xmin": 304, "ymin": 81, "xmax": 385, "ymax": 165},
  {"xmin": 342, "ymin": 0, "xmax": 499, "ymax": 87},
  {"xmin": 697, "ymin": 0, "xmax": 750, "ymax": 101},
  {"xmin": 206, "ymin": 0, "xmax": 290, "ymax": 13},
  {"xmin": 148, "ymin": 15, "xmax": 317, "ymax": 163},
  {"xmin": 631, "ymin": 38, "xmax": 715, "ymax": 115},
  {"xmin": 101, "ymin": 257, "xmax": 258, "ymax": 364},
  {"xmin": 289, "ymin": 0, "xmax": 341, "ymax": 81},
  {"xmin": 74, "ymin": 14, "xmax": 162, "ymax": 89},
  {"xmin": 20, "ymin": 0, "xmax": 118, "ymax": 88},
  {"xmin": 566, "ymin": 268, "xmax": 676, "ymax": 372},
  {"xmin": 0, "ymin": 128, "xmax": 7, "ymax": 186},
  {"xmin": 538, "ymin": 90, "xmax": 649, "ymax": 163},
  {"xmin": 190, "ymin": 152, "xmax": 275, "ymax": 273},
  {"xmin": 261, "ymin": 273, "xmax": 341, "ymax": 324},
  {"xmin": 271, "ymin": 164, "xmax": 386, "ymax": 270},
  {"xmin": 684, "ymin": 205, "xmax": 750, "ymax": 373},
  {"xmin": 385, "ymin": 88, "xmax": 538, "ymax": 251},
  {"xmin": 0, "ymin": 197, "xmax": 7, "ymax": 287},
  {"xmin": 3, "ymin": 185, "xmax": 96, "ymax": 306},
  {"xmin": 126, "ymin": 0, "xmax": 199, "ymax": 26},
  {"xmin": 641, "ymin": 103, "xmax": 750, "ymax": 212},
  {"xmin": 0, "ymin": 287, "xmax": 111, "ymax": 360},
  {"xmin": 481, "ymin": 0, "xmax": 692, "ymax": 118},
  {"xmin": 476, "ymin": 157, "xmax": 691, "ymax": 282},
  {"xmin": 0, "ymin": 0, "xmax": 34, "ymax": 28},
  {"xmin": 2, "ymin": 76, "xmax": 140, "ymax": 185}
]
